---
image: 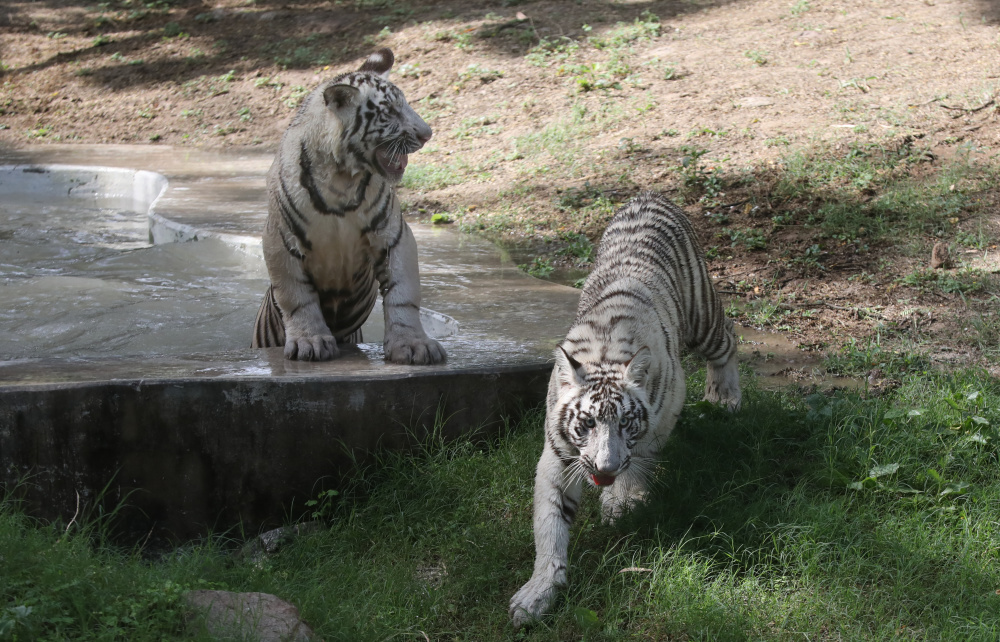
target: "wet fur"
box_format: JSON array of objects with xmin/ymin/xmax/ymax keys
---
[{"xmin": 252, "ymin": 48, "xmax": 445, "ymax": 364}]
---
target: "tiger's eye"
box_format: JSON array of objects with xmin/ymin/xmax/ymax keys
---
[
  {"xmin": 618, "ymin": 415, "xmax": 630, "ymax": 427},
  {"xmin": 582, "ymin": 416, "xmax": 596, "ymax": 429}
]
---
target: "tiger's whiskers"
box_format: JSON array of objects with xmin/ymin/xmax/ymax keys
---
[{"xmin": 562, "ymin": 459, "xmax": 588, "ymax": 487}]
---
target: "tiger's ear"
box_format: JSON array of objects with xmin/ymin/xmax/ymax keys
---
[
  {"xmin": 625, "ymin": 347, "xmax": 652, "ymax": 387},
  {"xmin": 323, "ymin": 84, "xmax": 360, "ymax": 112},
  {"xmin": 554, "ymin": 345, "xmax": 586, "ymax": 389},
  {"xmin": 359, "ymin": 47, "xmax": 394, "ymax": 79}
]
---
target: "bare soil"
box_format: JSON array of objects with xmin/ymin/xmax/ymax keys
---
[{"xmin": 2, "ymin": 0, "xmax": 999, "ymax": 374}]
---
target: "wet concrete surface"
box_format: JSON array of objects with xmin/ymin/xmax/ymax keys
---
[{"xmin": 0, "ymin": 146, "xmax": 582, "ymax": 381}]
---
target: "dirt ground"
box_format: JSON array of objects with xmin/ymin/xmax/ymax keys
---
[{"xmin": 1, "ymin": 0, "xmax": 999, "ymax": 375}]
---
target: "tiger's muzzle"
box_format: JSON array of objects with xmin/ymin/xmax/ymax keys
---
[{"xmin": 375, "ymin": 132, "xmax": 430, "ymax": 180}]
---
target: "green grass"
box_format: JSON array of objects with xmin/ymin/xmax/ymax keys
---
[
  {"xmin": 5, "ymin": 365, "xmax": 1000, "ymax": 640},
  {"xmin": 825, "ymin": 336, "xmax": 933, "ymax": 378},
  {"xmin": 726, "ymin": 297, "xmax": 792, "ymax": 330},
  {"xmin": 587, "ymin": 11, "xmax": 662, "ymax": 51},
  {"xmin": 452, "ymin": 115, "xmax": 503, "ymax": 140},
  {"xmin": 268, "ymin": 35, "xmax": 333, "ymax": 69},
  {"xmin": 399, "ymin": 162, "xmax": 466, "ymax": 191},
  {"xmin": 964, "ymin": 308, "xmax": 1000, "ymax": 357},
  {"xmin": 525, "ymin": 36, "xmax": 580, "ymax": 67},
  {"xmin": 0, "ymin": 500, "xmax": 213, "ymax": 639},
  {"xmin": 509, "ymin": 101, "xmax": 632, "ymax": 174}
]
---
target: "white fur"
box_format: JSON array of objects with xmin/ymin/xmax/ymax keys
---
[
  {"xmin": 260, "ymin": 51, "xmax": 444, "ymax": 364},
  {"xmin": 510, "ymin": 194, "xmax": 741, "ymax": 627}
]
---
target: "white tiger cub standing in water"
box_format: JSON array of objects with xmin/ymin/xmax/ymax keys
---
[
  {"xmin": 509, "ymin": 191, "xmax": 741, "ymax": 627},
  {"xmin": 252, "ymin": 48, "xmax": 446, "ymax": 364}
]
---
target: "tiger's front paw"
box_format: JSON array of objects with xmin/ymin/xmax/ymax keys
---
[
  {"xmin": 509, "ymin": 576, "xmax": 558, "ymax": 629},
  {"xmin": 284, "ymin": 334, "xmax": 338, "ymax": 361},
  {"xmin": 704, "ymin": 355, "xmax": 741, "ymax": 411},
  {"xmin": 384, "ymin": 330, "xmax": 446, "ymax": 365}
]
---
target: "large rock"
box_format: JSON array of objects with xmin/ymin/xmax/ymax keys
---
[{"xmin": 185, "ymin": 590, "xmax": 319, "ymax": 641}]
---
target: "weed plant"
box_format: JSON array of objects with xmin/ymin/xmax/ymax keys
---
[
  {"xmin": 5, "ymin": 366, "xmax": 1000, "ymax": 640},
  {"xmin": 518, "ymin": 256, "xmax": 555, "ymax": 278},
  {"xmin": 900, "ymin": 267, "xmax": 992, "ymax": 295}
]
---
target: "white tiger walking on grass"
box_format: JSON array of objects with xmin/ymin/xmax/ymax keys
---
[
  {"xmin": 252, "ymin": 48, "xmax": 446, "ymax": 365},
  {"xmin": 509, "ymin": 191, "xmax": 741, "ymax": 627}
]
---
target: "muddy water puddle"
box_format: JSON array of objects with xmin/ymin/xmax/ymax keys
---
[{"xmin": 735, "ymin": 324, "xmax": 861, "ymax": 391}]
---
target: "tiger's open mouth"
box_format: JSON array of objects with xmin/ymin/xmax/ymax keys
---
[
  {"xmin": 375, "ymin": 148, "xmax": 409, "ymax": 179},
  {"xmin": 590, "ymin": 473, "xmax": 616, "ymax": 487}
]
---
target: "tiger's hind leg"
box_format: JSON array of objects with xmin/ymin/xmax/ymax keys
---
[{"xmin": 251, "ymin": 286, "xmax": 358, "ymax": 353}]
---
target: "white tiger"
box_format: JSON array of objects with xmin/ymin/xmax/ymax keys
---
[
  {"xmin": 252, "ymin": 48, "xmax": 446, "ymax": 365},
  {"xmin": 509, "ymin": 191, "xmax": 741, "ymax": 627}
]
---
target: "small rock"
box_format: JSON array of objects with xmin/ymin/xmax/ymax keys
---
[
  {"xmin": 866, "ymin": 368, "xmax": 900, "ymax": 397},
  {"xmin": 184, "ymin": 590, "xmax": 319, "ymax": 642},
  {"xmin": 240, "ymin": 522, "xmax": 324, "ymax": 566},
  {"xmin": 930, "ymin": 242, "xmax": 951, "ymax": 269},
  {"xmin": 738, "ymin": 96, "xmax": 774, "ymax": 108},
  {"xmin": 415, "ymin": 560, "xmax": 448, "ymax": 588}
]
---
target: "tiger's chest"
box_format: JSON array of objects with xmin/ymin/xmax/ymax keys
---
[{"xmin": 302, "ymin": 214, "xmax": 378, "ymax": 292}]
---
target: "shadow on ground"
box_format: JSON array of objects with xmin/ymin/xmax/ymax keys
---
[{"xmin": 2, "ymin": 0, "xmax": 748, "ymax": 88}]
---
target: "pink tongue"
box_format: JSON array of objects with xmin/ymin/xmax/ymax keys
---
[
  {"xmin": 591, "ymin": 473, "xmax": 616, "ymax": 487},
  {"xmin": 376, "ymin": 150, "xmax": 409, "ymax": 173},
  {"xmin": 386, "ymin": 153, "xmax": 408, "ymax": 172}
]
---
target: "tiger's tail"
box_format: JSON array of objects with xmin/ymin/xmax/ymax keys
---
[{"xmin": 251, "ymin": 286, "xmax": 285, "ymax": 348}]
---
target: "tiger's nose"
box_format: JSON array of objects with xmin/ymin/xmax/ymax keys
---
[
  {"xmin": 595, "ymin": 463, "xmax": 618, "ymax": 475},
  {"xmin": 594, "ymin": 454, "xmax": 620, "ymax": 476},
  {"xmin": 414, "ymin": 121, "xmax": 432, "ymax": 145}
]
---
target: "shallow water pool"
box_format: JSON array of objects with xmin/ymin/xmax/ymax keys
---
[{"xmin": 0, "ymin": 197, "xmax": 268, "ymax": 358}]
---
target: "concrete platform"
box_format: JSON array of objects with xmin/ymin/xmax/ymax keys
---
[{"xmin": 0, "ymin": 145, "xmax": 581, "ymax": 539}]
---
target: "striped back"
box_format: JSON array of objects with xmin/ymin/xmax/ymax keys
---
[{"xmin": 577, "ymin": 191, "xmax": 733, "ymax": 363}]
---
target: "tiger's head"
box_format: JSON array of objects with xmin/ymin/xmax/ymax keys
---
[
  {"xmin": 310, "ymin": 48, "xmax": 432, "ymax": 183},
  {"xmin": 551, "ymin": 345, "xmax": 653, "ymax": 489}
]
